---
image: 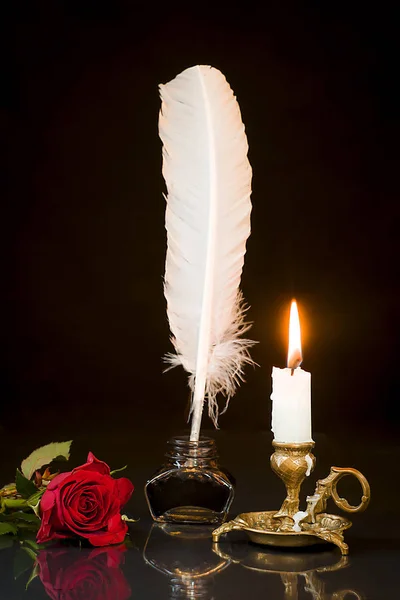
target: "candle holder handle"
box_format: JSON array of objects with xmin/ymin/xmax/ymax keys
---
[{"xmin": 306, "ymin": 466, "xmax": 370, "ymax": 521}]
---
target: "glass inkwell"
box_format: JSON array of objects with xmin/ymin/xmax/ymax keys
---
[{"xmin": 145, "ymin": 436, "xmax": 235, "ymax": 525}]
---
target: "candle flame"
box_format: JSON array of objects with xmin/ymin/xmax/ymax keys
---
[{"xmin": 287, "ymin": 299, "xmax": 303, "ymax": 369}]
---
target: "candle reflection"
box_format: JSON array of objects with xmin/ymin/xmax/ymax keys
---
[
  {"xmin": 35, "ymin": 544, "xmax": 131, "ymax": 600},
  {"xmin": 213, "ymin": 542, "xmax": 365, "ymax": 600}
]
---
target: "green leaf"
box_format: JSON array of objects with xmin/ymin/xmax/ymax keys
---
[
  {"xmin": 21, "ymin": 546, "xmax": 37, "ymax": 561},
  {"xmin": 26, "ymin": 563, "xmax": 40, "ymax": 590},
  {"xmin": 22, "ymin": 538, "xmax": 41, "ymax": 551},
  {"xmin": 110, "ymin": 465, "xmax": 128, "ymax": 477},
  {"xmin": 21, "ymin": 441, "xmax": 72, "ymax": 480},
  {"xmin": 21, "ymin": 514, "xmax": 41, "ymax": 525},
  {"xmin": 0, "ymin": 522, "xmax": 17, "ymax": 535},
  {"xmin": 27, "ymin": 490, "xmax": 44, "ymax": 505},
  {"xmin": 1, "ymin": 498, "xmax": 28, "ymax": 510},
  {"xmin": 15, "ymin": 469, "xmax": 38, "ymax": 498},
  {"xmin": 27, "ymin": 490, "xmax": 45, "ymax": 517},
  {"xmin": 13, "ymin": 522, "xmax": 40, "ymax": 532},
  {"xmin": 122, "ymin": 536, "xmax": 135, "ymax": 549},
  {"xmin": 14, "ymin": 548, "xmax": 34, "ymax": 580},
  {"xmin": 3, "ymin": 512, "xmax": 40, "ymax": 525}
]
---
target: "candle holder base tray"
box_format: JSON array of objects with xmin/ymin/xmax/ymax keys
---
[
  {"xmin": 212, "ymin": 510, "xmax": 352, "ymax": 554},
  {"xmin": 212, "ymin": 441, "xmax": 370, "ymax": 555}
]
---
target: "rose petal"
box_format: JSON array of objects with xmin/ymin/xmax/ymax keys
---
[
  {"xmin": 63, "ymin": 470, "xmax": 103, "ymax": 489},
  {"xmin": 73, "ymin": 452, "xmax": 111, "ymax": 476},
  {"xmin": 59, "ymin": 473, "xmax": 105, "ymax": 531},
  {"xmin": 61, "ymin": 485, "xmax": 118, "ymax": 535},
  {"xmin": 37, "ymin": 489, "xmax": 68, "ymax": 544},
  {"xmin": 86, "ymin": 515, "xmax": 128, "ymax": 547},
  {"xmin": 114, "ymin": 477, "xmax": 134, "ymax": 508},
  {"xmin": 47, "ymin": 471, "xmax": 72, "ymax": 491},
  {"xmin": 40, "ymin": 489, "xmax": 56, "ymax": 513},
  {"xmin": 37, "ymin": 528, "xmax": 70, "ymax": 544},
  {"xmin": 37, "ymin": 509, "xmax": 70, "ymax": 544}
]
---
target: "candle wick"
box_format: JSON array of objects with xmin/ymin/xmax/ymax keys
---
[
  {"xmin": 291, "ymin": 368, "xmax": 295, "ymax": 376},
  {"xmin": 288, "ymin": 351, "xmax": 302, "ymax": 373}
]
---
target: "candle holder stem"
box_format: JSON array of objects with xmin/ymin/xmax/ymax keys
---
[{"xmin": 270, "ymin": 441, "xmax": 315, "ymax": 530}]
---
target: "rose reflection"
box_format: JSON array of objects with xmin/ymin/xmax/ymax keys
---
[{"xmin": 36, "ymin": 545, "xmax": 131, "ymax": 600}]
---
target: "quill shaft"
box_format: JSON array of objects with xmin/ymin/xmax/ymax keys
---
[{"xmin": 190, "ymin": 67, "xmax": 218, "ymax": 441}]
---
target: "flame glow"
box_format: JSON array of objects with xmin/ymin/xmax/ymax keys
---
[{"xmin": 287, "ymin": 300, "xmax": 302, "ymax": 369}]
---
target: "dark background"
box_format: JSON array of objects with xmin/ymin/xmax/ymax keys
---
[
  {"xmin": 2, "ymin": 2, "xmax": 398, "ymax": 441},
  {"xmin": 1, "ymin": 4, "xmax": 399, "ymax": 598}
]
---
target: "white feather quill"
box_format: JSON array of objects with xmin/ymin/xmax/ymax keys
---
[{"xmin": 159, "ymin": 65, "xmax": 254, "ymax": 441}]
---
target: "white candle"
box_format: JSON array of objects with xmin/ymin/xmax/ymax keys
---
[{"xmin": 271, "ymin": 300, "xmax": 313, "ymax": 443}]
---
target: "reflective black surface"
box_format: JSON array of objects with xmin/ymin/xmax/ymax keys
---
[
  {"xmin": 2, "ymin": 5, "xmax": 399, "ymax": 597},
  {"xmin": 0, "ymin": 431, "xmax": 398, "ymax": 599}
]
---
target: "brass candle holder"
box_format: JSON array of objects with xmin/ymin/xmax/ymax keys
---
[{"xmin": 212, "ymin": 440, "xmax": 370, "ymax": 555}]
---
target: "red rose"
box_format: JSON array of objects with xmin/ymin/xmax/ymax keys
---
[
  {"xmin": 37, "ymin": 452, "xmax": 134, "ymax": 546},
  {"xmin": 37, "ymin": 545, "xmax": 131, "ymax": 600}
]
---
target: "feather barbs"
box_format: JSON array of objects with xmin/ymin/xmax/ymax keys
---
[{"xmin": 159, "ymin": 65, "xmax": 255, "ymax": 439}]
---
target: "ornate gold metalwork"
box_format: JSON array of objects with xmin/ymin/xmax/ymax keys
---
[
  {"xmin": 212, "ymin": 510, "xmax": 352, "ymax": 554},
  {"xmin": 212, "ymin": 543, "xmax": 365, "ymax": 599},
  {"xmin": 306, "ymin": 466, "xmax": 370, "ymax": 519},
  {"xmin": 270, "ymin": 441, "xmax": 316, "ymax": 529},
  {"xmin": 212, "ymin": 441, "xmax": 370, "ymax": 554}
]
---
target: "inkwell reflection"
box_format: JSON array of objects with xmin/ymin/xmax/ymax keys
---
[
  {"xmin": 214, "ymin": 541, "xmax": 365, "ymax": 600},
  {"xmin": 144, "ymin": 524, "xmax": 230, "ymax": 598}
]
